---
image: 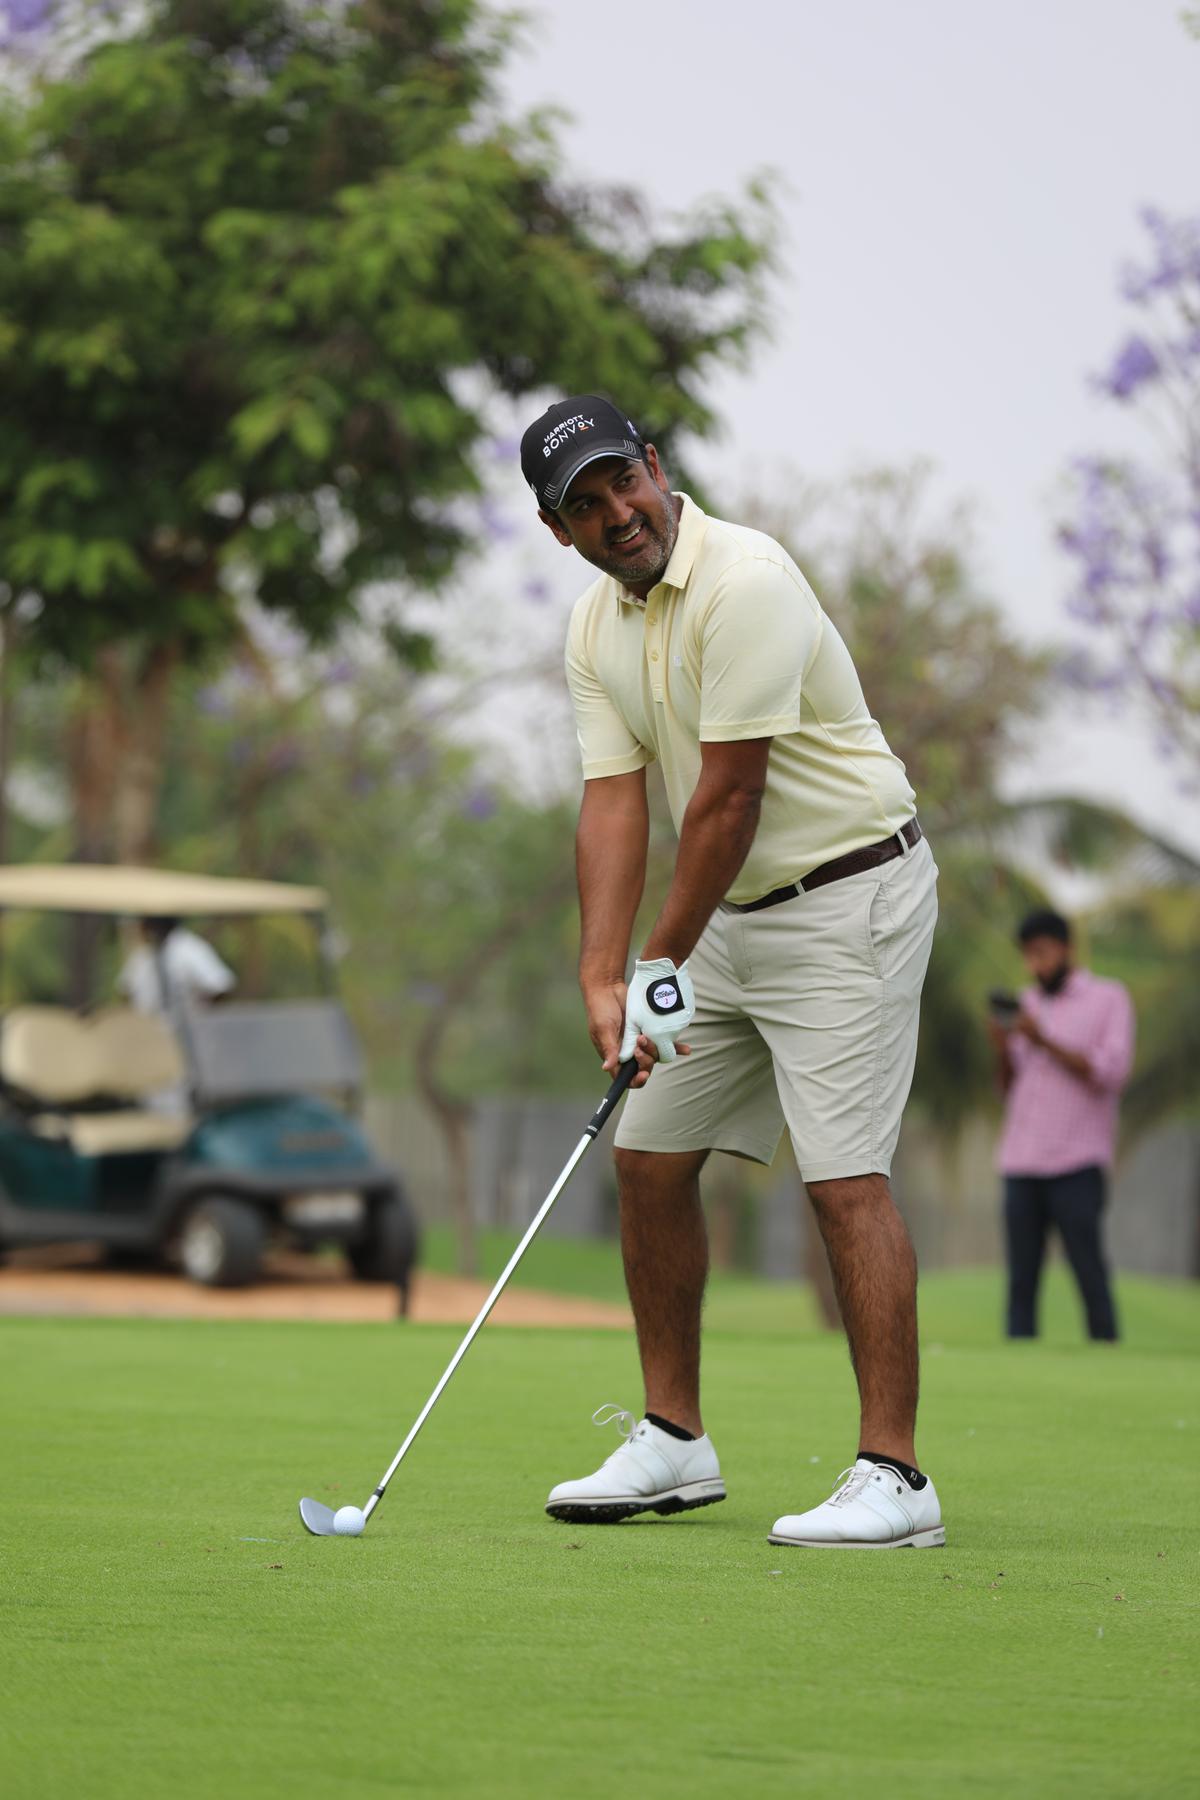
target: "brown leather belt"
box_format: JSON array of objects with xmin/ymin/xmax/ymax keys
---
[{"xmin": 728, "ymin": 819, "xmax": 924, "ymax": 914}]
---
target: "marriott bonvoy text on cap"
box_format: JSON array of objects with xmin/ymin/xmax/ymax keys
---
[{"xmin": 519, "ymin": 395, "xmax": 646, "ymax": 511}]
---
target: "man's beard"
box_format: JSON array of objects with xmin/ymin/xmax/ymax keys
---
[
  {"xmin": 587, "ymin": 499, "xmax": 678, "ymax": 586},
  {"xmin": 1037, "ymin": 964, "xmax": 1071, "ymax": 996}
]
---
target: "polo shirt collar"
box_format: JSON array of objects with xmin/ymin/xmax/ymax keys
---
[{"xmin": 615, "ymin": 492, "xmax": 705, "ymax": 607}]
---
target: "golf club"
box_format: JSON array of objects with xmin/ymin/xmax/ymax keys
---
[{"xmin": 299, "ymin": 1057, "xmax": 640, "ymax": 1536}]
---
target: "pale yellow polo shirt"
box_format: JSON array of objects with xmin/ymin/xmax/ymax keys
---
[{"xmin": 564, "ymin": 493, "xmax": 916, "ymax": 904}]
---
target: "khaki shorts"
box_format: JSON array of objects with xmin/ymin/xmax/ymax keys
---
[{"xmin": 615, "ymin": 836, "xmax": 938, "ymax": 1182}]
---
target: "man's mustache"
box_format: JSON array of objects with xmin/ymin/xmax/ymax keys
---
[{"xmin": 604, "ymin": 514, "xmax": 655, "ymax": 548}]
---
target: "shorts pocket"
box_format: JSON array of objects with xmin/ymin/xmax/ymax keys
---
[{"xmin": 865, "ymin": 876, "xmax": 895, "ymax": 981}]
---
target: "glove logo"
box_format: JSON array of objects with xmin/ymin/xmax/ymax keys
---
[{"xmin": 649, "ymin": 981, "xmax": 680, "ymax": 1014}]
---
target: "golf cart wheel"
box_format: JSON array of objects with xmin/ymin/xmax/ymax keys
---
[
  {"xmin": 348, "ymin": 1188, "xmax": 418, "ymax": 1288},
  {"xmin": 180, "ymin": 1196, "xmax": 265, "ymax": 1288}
]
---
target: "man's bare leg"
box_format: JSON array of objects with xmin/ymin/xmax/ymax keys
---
[
  {"xmin": 806, "ymin": 1173, "xmax": 920, "ymax": 1467},
  {"xmin": 614, "ymin": 1146, "xmax": 710, "ymax": 1437}
]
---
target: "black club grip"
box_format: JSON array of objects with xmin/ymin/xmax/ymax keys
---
[{"xmin": 584, "ymin": 1059, "xmax": 640, "ymax": 1139}]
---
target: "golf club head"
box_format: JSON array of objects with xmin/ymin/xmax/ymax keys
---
[{"xmin": 298, "ymin": 1497, "xmax": 339, "ymax": 1536}]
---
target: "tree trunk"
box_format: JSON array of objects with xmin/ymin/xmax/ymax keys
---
[
  {"xmin": 0, "ymin": 611, "xmax": 13, "ymax": 999},
  {"xmin": 429, "ymin": 1090, "xmax": 477, "ymax": 1279},
  {"xmin": 110, "ymin": 640, "xmax": 179, "ymax": 865},
  {"xmin": 63, "ymin": 641, "xmax": 181, "ymax": 1002},
  {"xmin": 66, "ymin": 670, "xmax": 121, "ymax": 1006},
  {"xmin": 414, "ymin": 873, "xmax": 575, "ymax": 1278}
]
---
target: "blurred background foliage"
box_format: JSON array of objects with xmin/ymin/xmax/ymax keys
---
[
  {"xmin": 0, "ymin": 0, "xmax": 773, "ymax": 866},
  {"xmin": 0, "ymin": 0, "xmax": 1195, "ymax": 1278}
]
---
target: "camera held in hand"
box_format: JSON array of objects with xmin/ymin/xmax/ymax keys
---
[{"xmin": 988, "ymin": 989, "xmax": 1021, "ymax": 1027}]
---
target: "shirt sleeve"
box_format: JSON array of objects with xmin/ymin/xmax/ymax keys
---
[
  {"xmin": 696, "ymin": 557, "xmax": 817, "ymax": 742},
  {"xmin": 565, "ymin": 614, "xmax": 653, "ymax": 782},
  {"xmin": 172, "ymin": 931, "xmax": 236, "ymax": 999},
  {"xmin": 1089, "ymin": 984, "xmax": 1135, "ymax": 1093}
]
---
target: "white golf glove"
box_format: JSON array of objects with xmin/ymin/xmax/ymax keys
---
[{"xmin": 619, "ymin": 957, "xmax": 695, "ymax": 1064}]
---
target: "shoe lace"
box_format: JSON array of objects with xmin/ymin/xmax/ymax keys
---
[
  {"xmin": 591, "ymin": 1402, "xmax": 637, "ymax": 1441},
  {"xmin": 828, "ymin": 1463, "xmax": 874, "ymax": 1507}
]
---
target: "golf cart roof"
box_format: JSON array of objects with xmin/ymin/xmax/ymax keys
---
[{"xmin": 0, "ymin": 864, "xmax": 328, "ymax": 917}]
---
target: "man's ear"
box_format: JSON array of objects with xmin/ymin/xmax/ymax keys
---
[
  {"xmin": 538, "ymin": 507, "xmax": 573, "ymax": 548},
  {"xmin": 643, "ymin": 445, "xmax": 669, "ymax": 492}
]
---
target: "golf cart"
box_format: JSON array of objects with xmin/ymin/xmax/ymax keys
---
[{"xmin": 0, "ymin": 865, "xmax": 417, "ymax": 1296}]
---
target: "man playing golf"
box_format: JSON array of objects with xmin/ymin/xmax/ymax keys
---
[{"xmin": 520, "ymin": 397, "xmax": 943, "ymax": 1548}]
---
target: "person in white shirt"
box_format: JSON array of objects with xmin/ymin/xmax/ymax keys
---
[
  {"xmin": 119, "ymin": 917, "xmax": 236, "ymax": 1018},
  {"xmin": 117, "ymin": 918, "xmax": 235, "ymax": 1112}
]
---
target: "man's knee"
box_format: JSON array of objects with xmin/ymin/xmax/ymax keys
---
[
  {"xmin": 614, "ymin": 1145, "xmax": 708, "ymax": 1201},
  {"xmin": 806, "ymin": 1172, "xmax": 893, "ymax": 1219}
]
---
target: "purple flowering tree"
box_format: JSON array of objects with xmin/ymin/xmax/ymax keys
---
[{"xmin": 1058, "ymin": 210, "xmax": 1200, "ymax": 775}]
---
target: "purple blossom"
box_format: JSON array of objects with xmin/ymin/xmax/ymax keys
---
[
  {"xmin": 1055, "ymin": 650, "xmax": 1097, "ymax": 691},
  {"xmin": 461, "ymin": 785, "xmax": 497, "ymax": 822},
  {"xmin": 393, "ymin": 743, "xmax": 433, "ymax": 782},
  {"xmin": 1100, "ymin": 334, "xmax": 1160, "ymax": 400},
  {"xmin": 1135, "ymin": 605, "xmax": 1167, "ymax": 639},
  {"xmin": 0, "ymin": 0, "xmax": 53, "ymax": 37},
  {"xmin": 196, "ymin": 684, "xmax": 234, "ymax": 718},
  {"xmin": 1058, "ymin": 225, "xmax": 1200, "ymax": 775},
  {"xmin": 1142, "ymin": 535, "xmax": 1169, "ymax": 583},
  {"xmin": 407, "ymin": 981, "xmax": 446, "ymax": 1007},
  {"xmin": 1120, "ymin": 209, "xmax": 1200, "ymax": 301},
  {"xmin": 1065, "ymin": 594, "xmax": 1107, "ymax": 626},
  {"xmin": 479, "ymin": 498, "xmax": 517, "ymax": 544},
  {"xmin": 522, "ymin": 577, "xmax": 551, "ymax": 605},
  {"xmin": 264, "ymin": 740, "xmax": 301, "ymax": 775}
]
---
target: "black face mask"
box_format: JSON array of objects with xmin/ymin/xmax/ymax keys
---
[{"xmin": 1036, "ymin": 964, "xmax": 1071, "ymax": 996}]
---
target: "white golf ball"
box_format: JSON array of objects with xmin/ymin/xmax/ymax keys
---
[{"xmin": 333, "ymin": 1505, "xmax": 366, "ymax": 1537}]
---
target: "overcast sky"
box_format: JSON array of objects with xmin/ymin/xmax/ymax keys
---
[{"xmin": 495, "ymin": 0, "xmax": 1199, "ymax": 852}]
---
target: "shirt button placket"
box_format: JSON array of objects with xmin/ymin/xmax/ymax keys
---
[{"xmin": 647, "ymin": 600, "xmax": 663, "ymax": 701}]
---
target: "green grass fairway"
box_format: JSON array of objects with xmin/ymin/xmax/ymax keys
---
[{"xmin": 3, "ymin": 1273, "xmax": 1197, "ymax": 1799}]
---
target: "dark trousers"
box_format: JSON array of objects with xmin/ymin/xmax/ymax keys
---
[{"xmin": 1003, "ymin": 1165, "xmax": 1118, "ymax": 1341}]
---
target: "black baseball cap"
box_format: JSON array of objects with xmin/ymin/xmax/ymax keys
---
[{"xmin": 519, "ymin": 394, "xmax": 646, "ymax": 511}]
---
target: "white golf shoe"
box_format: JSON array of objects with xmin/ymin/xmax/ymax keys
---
[
  {"xmin": 545, "ymin": 1405, "xmax": 726, "ymax": 1524},
  {"xmin": 769, "ymin": 1457, "xmax": 946, "ymax": 1549}
]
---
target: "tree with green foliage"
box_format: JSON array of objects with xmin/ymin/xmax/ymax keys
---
[{"xmin": 0, "ymin": 0, "xmax": 772, "ymax": 862}]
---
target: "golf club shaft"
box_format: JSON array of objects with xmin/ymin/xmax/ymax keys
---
[{"xmin": 362, "ymin": 1058, "xmax": 640, "ymax": 1520}]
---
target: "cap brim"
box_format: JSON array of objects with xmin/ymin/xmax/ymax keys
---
[{"xmin": 539, "ymin": 438, "xmax": 643, "ymax": 509}]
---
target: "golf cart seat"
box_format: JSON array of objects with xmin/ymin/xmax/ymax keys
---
[
  {"xmin": 87, "ymin": 1006, "xmax": 186, "ymax": 1097},
  {"xmin": 1, "ymin": 1005, "xmax": 191, "ymax": 1156},
  {"xmin": 30, "ymin": 1110, "xmax": 191, "ymax": 1156},
  {"xmin": 0, "ymin": 1005, "xmax": 96, "ymax": 1104}
]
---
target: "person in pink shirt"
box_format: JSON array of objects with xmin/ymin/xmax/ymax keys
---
[{"xmin": 990, "ymin": 909, "xmax": 1135, "ymax": 1341}]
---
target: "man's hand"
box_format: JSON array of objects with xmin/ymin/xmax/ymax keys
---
[
  {"xmin": 582, "ymin": 979, "xmax": 660, "ymax": 1088},
  {"xmin": 1016, "ymin": 1010, "xmax": 1096, "ymax": 1083},
  {"xmin": 618, "ymin": 958, "xmax": 695, "ymax": 1065}
]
